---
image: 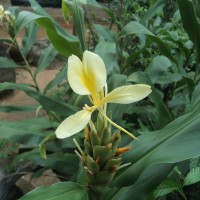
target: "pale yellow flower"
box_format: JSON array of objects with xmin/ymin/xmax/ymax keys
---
[
  {"xmin": 4, "ymin": 10, "xmax": 11, "ymax": 21},
  {"xmin": 56, "ymin": 50, "xmax": 152, "ymax": 139},
  {"xmin": 0, "ymin": 5, "xmax": 4, "ymax": 22}
]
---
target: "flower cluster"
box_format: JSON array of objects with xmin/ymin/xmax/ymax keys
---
[
  {"xmin": 55, "ymin": 50, "xmax": 152, "ymax": 139},
  {"xmin": 0, "ymin": 5, "xmax": 12, "ymax": 23}
]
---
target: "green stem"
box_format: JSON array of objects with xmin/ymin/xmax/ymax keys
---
[
  {"xmin": 14, "ymin": 39, "xmax": 41, "ymax": 93},
  {"xmin": 88, "ymin": 189, "xmax": 105, "ymax": 200}
]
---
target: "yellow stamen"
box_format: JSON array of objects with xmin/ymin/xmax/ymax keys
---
[
  {"xmin": 83, "ymin": 104, "xmax": 98, "ymax": 112},
  {"xmin": 99, "ymin": 109, "xmax": 138, "ymax": 140}
]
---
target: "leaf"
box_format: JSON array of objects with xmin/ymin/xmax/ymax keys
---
[
  {"xmin": 34, "ymin": 44, "xmax": 58, "ymax": 77},
  {"xmin": 128, "ymin": 72, "xmax": 174, "ymax": 127},
  {"xmin": 0, "ymin": 118, "xmax": 58, "ymax": 131},
  {"xmin": 146, "ymin": 179, "xmax": 180, "ymax": 199},
  {"xmin": 21, "ymin": 21, "xmax": 38, "ymax": 56},
  {"xmin": 183, "ymin": 167, "xmax": 200, "ymax": 186},
  {"xmin": 104, "ymin": 100, "xmax": 200, "ymax": 199},
  {"xmin": 16, "ymin": 10, "xmax": 81, "ymax": 58},
  {"xmin": 62, "ymin": 0, "xmax": 71, "ymax": 22},
  {"xmin": 19, "ymin": 182, "xmax": 88, "ymax": 200},
  {"xmin": 145, "ymin": 56, "xmax": 182, "ymax": 84},
  {"xmin": 107, "ymin": 74, "xmax": 127, "ymax": 124},
  {"xmin": 14, "ymin": 149, "xmax": 80, "ymax": 176},
  {"xmin": 0, "ymin": 105, "xmax": 37, "ymax": 113},
  {"xmin": 177, "ymin": 0, "xmax": 200, "ymax": 62},
  {"xmin": 140, "ymin": 0, "xmax": 166, "ymax": 25},
  {"xmin": 112, "ymin": 98, "xmax": 200, "ymax": 192},
  {"xmin": 118, "ymin": 21, "xmax": 177, "ymax": 64},
  {"xmin": 0, "ymin": 82, "xmax": 78, "ymax": 117},
  {"xmin": 105, "ymin": 164, "xmax": 174, "ymax": 200},
  {"xmin": 76, "ymin": 0, "xmax": 101, "ymax": 7},
  {"xmin": 94, "ymin": 24, "xmax": 116, "ymax": 42},
  {"xmin": 146, "ymin": 56, "xmax": 172, "ymax": 80},
  {"xmin": 65, "ymin": 0, "xmax": 86, "ymax": 51},
  {"xmin": 95, "ymin": 39, "xmax": 119, "ymax": 75},
  {"xmin": 0, "ymin": 124, "xmax": 45, "ymax": 147},
  {"xmin": 191, "ymin": 82, "xmax": 200, "ymax": 110},
  {"xmin": 43, "ymin": 65, "xmax": 67, "ymax": 94},
  {"xmin": 0, "ymin": 57, "xmax": 19, "ymax": 68},
  {"xmin": 0, "ymin": 118, "xmax": 56, "ymax": 146}
]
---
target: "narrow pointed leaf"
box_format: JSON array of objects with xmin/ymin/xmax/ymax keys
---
[
  {"xmin": 19, "ymin": 182, "xmax": 88, "ymax": 200},
  {"xmin": 112, "ymin": 99, "xmax": 200, "ymax": 190},
  {"xmin": 16, "ymin": 10, "xmax": 81, "ymax": 57},
  {"xmin": 0, "ymin": 82, "xmax": 78, "ymax": 116}
]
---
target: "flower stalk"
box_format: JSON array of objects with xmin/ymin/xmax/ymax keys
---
[{"xmin": 80, "ymin": 118, "xmax": 124, "ymax": 200}]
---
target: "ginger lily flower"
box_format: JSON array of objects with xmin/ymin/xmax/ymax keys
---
[
  {"xmin": 0, "ymin": 5, "xmax": 4, "ymax": 22},
  {"xmin": 55, "ymin": 51, "xmax": 151, "ymax": 139}
]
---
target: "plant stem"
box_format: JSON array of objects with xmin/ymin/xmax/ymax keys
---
[
  {"xmin": 14, "ymin": 39, "xmax": 41, "ymax": 93},
  {"xmin": 88, "ymin": 189, "xmax": 105, "ymax": 200}
]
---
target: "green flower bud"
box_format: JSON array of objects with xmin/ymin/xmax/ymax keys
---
[
  {"xmin": 103, "ymin": 157, "xmax": 122, "ymax": 171},
  {"xmin": 90, "ymin": 130, "xmax": 101, "ymax": 146},
  {"xmin": 97, "ymin": 113, "xmax": 105, "ymax": 134},
  {"xmin": 86, "ymin": 155, "xmax": 100, "ymax": 173},
  {"xmin": 93, "ymin": 145, "xmax": 113, "ymax": 166},
  {"xmin": 101, "ymin": 127, "xmax": 111, "ymax": 146},
  {"xmin": 84, "ymin": 139, "xmax": 93, "ymax": 156},
  {"xmin": 111, "ymin": 133, "xmax": 121, "ymax": 154}
]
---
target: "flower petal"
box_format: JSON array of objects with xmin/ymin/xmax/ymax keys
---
[
  {"xmin": 0, "ymin": 5, "xmax": 4, "ymax": 20},
  {"xmin": 82, "ymin": 50, "xmax": 106, "ymax": 93},
  {"xmin": 101, "ymin": 84, "xmax": 152, "ymax": 104},
  {"xmin": 68, "ymin": 55, "xmax": 91, "ymax": 95},
  {"xmin": 55, "ymin": 110, "xmax": 92, "ymax": 139}
]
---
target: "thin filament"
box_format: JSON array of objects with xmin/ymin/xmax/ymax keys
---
[{"xmin": 99, "ymin": 109, "xmax": 138, "ymax": 140}]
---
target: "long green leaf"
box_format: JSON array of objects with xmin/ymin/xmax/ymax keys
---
[
  {"xmin": 34, "ymin": 44, "xmax": 58, "ymax": 77},
  {"xmin": 64, "ymin": 0, "xmax": 86, "ymax": 51},
  {"xmin": 16, "ymin": 10, "xmax": 81, "ymax": 58},
  {"xmin": 105, "ymin": 164, "xmax": 174, "ymax": 200},
  {"xmin": 95, "ymin": 39, "xmax": 119, "ymax": 75},
  {"xmin": 109, "ymin": 99, "xmax": 200, "ymax": 199},
  {"xmin": 0, "ymin": 82, "xmax": 78, "ymax": 117},
  {"xmin": 0, "ymin": 118, "xmax": 57, "ymax": 146},
  {"xmin": 177, "ymin": 0, "xmax": 200, "ymax": 62},
  {"xmin": 19, "ymin": 182, "xmax": 88, "ymax": 200},
  {"xmin": 21, "ymin": 21, "xmax": 38, "ymax": 56},
  {"xmin": 0, "ymin": 105, "xmax": 37, "ymax": 112},
  {"xmin": 43, "ymin": 65, "xmax": 67, "ymax": 94},
  {"xmin": 14, "ymin": 149, "xmax": 79, "ymax": 176}
]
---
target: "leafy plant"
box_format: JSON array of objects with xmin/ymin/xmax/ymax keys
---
[{"xmin": 0, "ymin": 0, "xmax": 200, "ymax": 199}]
